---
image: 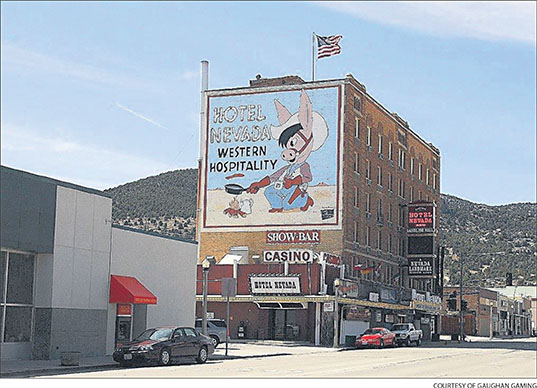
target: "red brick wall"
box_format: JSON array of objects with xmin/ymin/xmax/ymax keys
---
[{"xmin": 196, "ymin": 263, "xmax": 322, "ymax": 295}]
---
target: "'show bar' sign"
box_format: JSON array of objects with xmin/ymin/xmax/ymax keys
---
[{"xmin": 266, "ymin": 230, "xmax": 320, "ymax": 244}]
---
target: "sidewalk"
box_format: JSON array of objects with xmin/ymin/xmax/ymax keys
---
[{"xmin": 0, "ymin": 341, "xmax": 336, "ymax": 378}]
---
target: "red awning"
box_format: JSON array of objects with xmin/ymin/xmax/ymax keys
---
[{"xmin": 109, "ymin": 275, "xmax": 157, "ymax": 304}]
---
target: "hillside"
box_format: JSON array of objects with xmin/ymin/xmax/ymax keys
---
[
  {"xmin": 105, "ymin": 169, "xmax": 536, "ymax": 287},
  {"xmin": 103, "ymin": 168, "xmax": 198, "ymax": 240},
  {"xmin": 439, "ymin": 194, "xmax": 536, "ymax": 287}
]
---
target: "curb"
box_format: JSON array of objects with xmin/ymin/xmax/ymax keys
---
[
  {"xmin": 0, "ymin": 364, "xmax": 119, "ymax": 378},
  {"xmin": 0, "ymin": 352, "xmax": 294, "ymax": 378}
]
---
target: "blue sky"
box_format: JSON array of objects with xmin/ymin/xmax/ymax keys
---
[{"xmin": 1, "ymin": 1, "xmax": 535, "ymax": 205}]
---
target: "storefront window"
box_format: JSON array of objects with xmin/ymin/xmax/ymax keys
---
[
  {"xmin": 4, "ymin": 306, "xmax": 32, "ymax": 342},
  {"xmin": 1, "ymin": 251, "xmax": 6, "ymax": 303},
  {"xmin": 0, "ymin": 250, "xmax": 35, "ymax": 343},
  {"xmin": 6, "ymin": 253, "xmax": 34, "ymax": 304}
]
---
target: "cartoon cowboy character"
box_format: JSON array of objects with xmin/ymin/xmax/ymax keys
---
[{"xmin": 247, "ymin": 90, "xmax": 328, "ymax": 212}]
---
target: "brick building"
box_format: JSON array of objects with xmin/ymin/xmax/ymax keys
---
[
  {"xmin": 441, "ymin": 287, "xmax": 498, "ymax": 337},
  {"xmin": 196, "ymin": 73, "xmax": 442, "ymax": 345}
]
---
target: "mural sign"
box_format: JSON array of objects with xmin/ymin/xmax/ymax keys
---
[{"xmin": 202, "ymin": 86, "xmax": 342, "ymax": 230}]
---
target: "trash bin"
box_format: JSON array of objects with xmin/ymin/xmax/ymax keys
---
[{"xmin": 344, "ymin": 335, "xmax": 357, "ymax": 347}]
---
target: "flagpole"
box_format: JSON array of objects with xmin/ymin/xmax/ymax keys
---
[{"xmin": 312, "ymin": 32, "xmax": 316, "ymax": 81}]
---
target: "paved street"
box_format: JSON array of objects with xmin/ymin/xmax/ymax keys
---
[{"xmin": 46, "ymin": 338, "xmax": 536, "ymax": 379}]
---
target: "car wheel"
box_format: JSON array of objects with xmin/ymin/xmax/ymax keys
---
[
  {"xmin": 405, "ymin": 338, "xmax": 411, "ymax": 347},
  {"xmin": 417, "ymin": 337, "xmax": 422, "ymax": 346},
  {"xmin": 197, "ymin": 346, "xmax": 208, "ymax": 364},
  {"xmin": 159, "ymin": 348, "xmax": 172, "ymax": 366},
  {"xmin": 379, "ymin": 339, "xmax": 384, "ymax": 349},
  {"xmin": 210, "ymin": 335, "xmax": 220, "ymax": 348}
]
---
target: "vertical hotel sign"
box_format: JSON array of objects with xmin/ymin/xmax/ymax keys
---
[
  {"xmin": 201, "ymin": 85, "xmax": 342, "ymax": 231},
  {"xmin": 407, "ymin": 202, "xmax": 435, "ymax": 234}
]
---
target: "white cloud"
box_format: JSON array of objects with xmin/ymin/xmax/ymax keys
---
[
  {"xmin": 1, "ymin": 42, "xmax": 161, "ymax": 91},
  {"xmin": 0, "ymin": 123, "xmax": 178, "ymax": 190},
  {"xmin": 317, "ymin": 1, "xmax": 536, "ymax": 44}
]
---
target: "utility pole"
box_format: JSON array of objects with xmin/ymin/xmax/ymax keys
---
[{"xmin": 459, "ymin": 254, "xmax": 464, "ymax": 342}]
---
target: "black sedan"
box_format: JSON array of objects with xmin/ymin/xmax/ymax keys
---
[{"xmin": 113, "ymin": 326, "xmax": 214, "ymax": 366}]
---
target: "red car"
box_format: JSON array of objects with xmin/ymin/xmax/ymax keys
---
[{"xmin": 356, "ymin": 327, "xmax": 396, "ymax": 348}]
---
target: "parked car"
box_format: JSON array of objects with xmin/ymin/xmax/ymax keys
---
[
  {"xmin": 391, "ymin": 323, "xmax": 423, "ymax": 346},
  {"xmin": 113, "ymin": 326, "xmax": 214, "ymax": 367},
  {"xmin": 195, "ymin": 318, "xmax": 227, "ymax": 348},
  {"xmin": 356, "ymin": 327, "xmax": 396, "ymax": 348}
]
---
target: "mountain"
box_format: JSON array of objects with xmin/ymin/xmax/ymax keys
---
[
  {"xmin": 439, "ymin": 194, "xmax": 536, "ymax": 287},
  {"xmin": 103, "ymin": 168, "xmax": 198, "ymax": 240},
  {"xmin": 105, "ymin": 169, "xmax": 536, "ymax": 287}
]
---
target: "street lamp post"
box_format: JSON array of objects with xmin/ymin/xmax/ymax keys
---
[
  {"xmin": 333, "ymin": 278, "xmax": 340, "ymax": 348},
  {"xmin": 202, "ymin": 256, "xmax": 215, "ymax": 336}
]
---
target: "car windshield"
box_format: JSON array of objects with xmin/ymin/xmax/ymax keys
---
[
  {"xmin": 135, "ymin": 328, "xmax": 173, "ymax": 341},
  {"xmin": 363, "ymin": 329, "xmax": 382, "ymax": 335},
  {"xmin": 391, "ymin": 324, "xmax": 408, "ymax": 331},
  {"xmin": 211, "ymin": 320, "xmax": 227, "ymax": 328}
]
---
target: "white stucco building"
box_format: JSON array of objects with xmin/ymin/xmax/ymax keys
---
[{"xmin": 1, "ymin": 166, "xmax": 197, "ymax": 360}]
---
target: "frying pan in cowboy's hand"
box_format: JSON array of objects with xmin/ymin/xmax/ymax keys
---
[{"xmin": 225, "ymin": 183, "xmax": 247, "ymax": 195}]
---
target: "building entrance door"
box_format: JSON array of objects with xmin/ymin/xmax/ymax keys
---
[
  {"xmin": 269, "ymin": 310, "xmax": 299, "ymax": 340},
  {"xmin": 115, "ymin": 304, "xmax": 133, "ymax": 346}
]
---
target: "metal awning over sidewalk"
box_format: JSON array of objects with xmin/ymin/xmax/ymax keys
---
[{"xmin": 195, "ymin": 294, "xmax": 411, "ymax": 310}]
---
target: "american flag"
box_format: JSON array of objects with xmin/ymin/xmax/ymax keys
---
[{"xmin": 316, "ymin": 34, "xmax": 342, "ymax": 59}]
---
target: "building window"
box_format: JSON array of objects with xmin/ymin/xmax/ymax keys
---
[
  {"xmin": 388, "ymin": 203, "xmax": 393, "ymax": 222},
  {"xmin": 354, "ymin": 95, "xmax": 361, "ymax": 111},
  {"xmin": 399, "ymin": 206, "xmax": 405, "ymax": 227},
  {"xmin": 426, "ymin": 169, "xmax": 431, "ymax": 186},
  {"xmin": 388, "ymin": 142, "xmax": 393, "ymax": 161},
  {"xmin": 366, "ymin": 160, "xmax": 371, "ymax": 179},
  {"xmin": 418, "ymin": 163, "xmax": 423, "ymax": 181},
  {"xmin": 410, "ymin": 157, "xmax": 415, "ymax": 175},
  {"xmin": 365, "ymin": 226, "xmax": 371, "ymax": 246},
  {"xmin": 378, "ymin": 134, "xmax": 383, "ymax": 154},
  {"xmin": 419, "ymin": 190, "xmax": 423, "ymax": 200},
  {"xmin": 398, "ymin": 149, "xmax": 406, "ymax": 169},
  {"xmin": 398, "ymin": 179, "xmax": 405, "ymax": 198},
  {"xmin": 353, "ymin": 221, "xmax": 358, "ymax": 242},
  {"xmin": 410, "ymin": 186, "xmax": 414, "ymax": 202},
  {"xmin": 398, "ymin": 237, "xmax": 405, "ymax": 257},
  {"xmin": 354, "ymin": 152, "xmax": 360, "ymax": 173},
  {"xmin": 377, "ymin": 230, "xmax": 382, "ymax": 250},
  {"xmin": 366, "ymin": 126, "xmax": 372, "ymax": 147},
  {"xmin": 366, "ymin": 193, "xmax": 371, "ymax": 213},
  {"xmin": 377, "ymin": 166, "xmax": 382, "ymax": 186},
  {"xmin": 388, "ymin": 173, "xmax": 393, "ymax": 191},
  {"xmin": 433, "ymin": 173, "xmax": 437, "ymax": 190},
  {"xmin": 388, "ymin": 234, "xmax": 393, "ymax": 253},
  {"xmin": 354, "ymin": 186, "xmax": 359, "ymax": 208},
  {"xmin": 355, "ymin": 118, "xmax": 361, "ymax": 139},
  {"xmin": 0, "ymin": 250, "xmax": 35, "ymax": 343},
  {"xmin": 377, "ymin": 198, "xmax": 383, "ymax": 221}
]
